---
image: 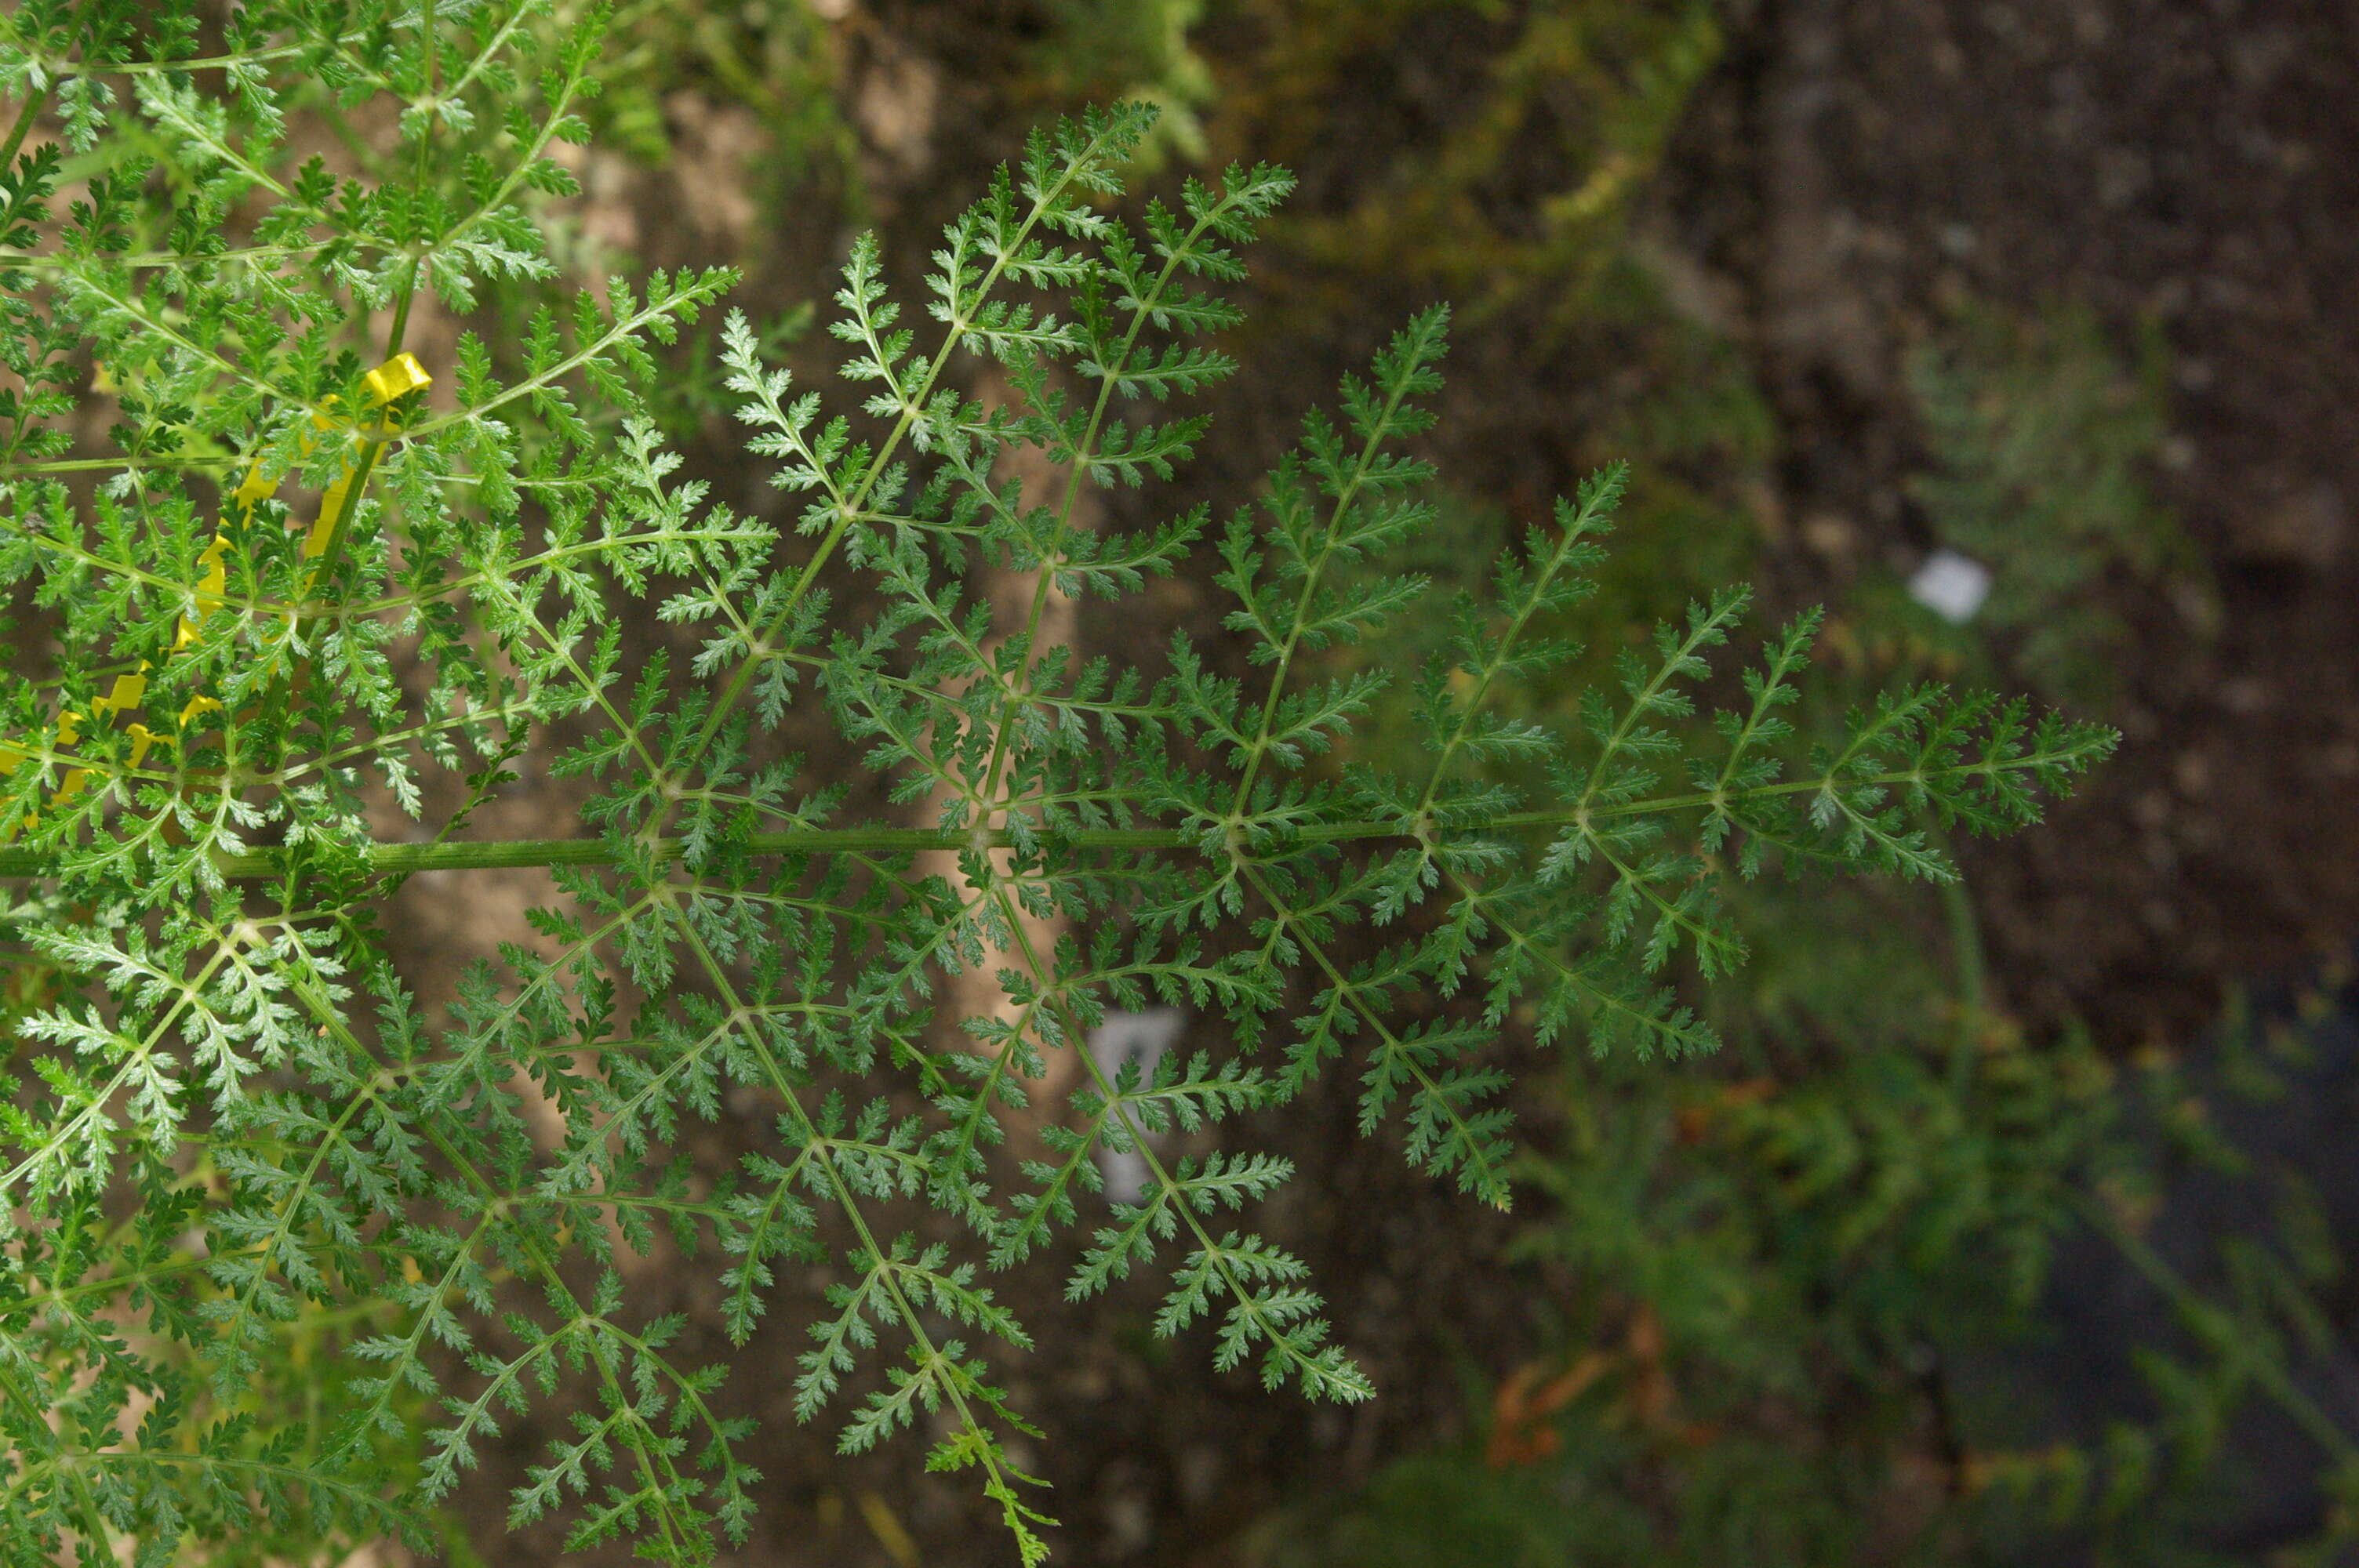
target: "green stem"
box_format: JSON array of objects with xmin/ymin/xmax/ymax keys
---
[
  {"xmin": 0, "ymin": 751, "xmax": 2107, "ymax": 880},
  {"xmin": 0, "ymin": 825, "xmax": 1204, "ymax": 879},
  {"xmin": 296, "ymin": 437, "xmax": 383, "ymax": 619},
  {"xmin": 1932, "ymin": 832, "xmax": 1987, "ymax": 1098},
  {"xmin": 383, "ymin": 259, "xmax": 420, "ymax": 358},
  {"xmin": 0, "ymin": 80, "xmax": 50, "ymax": 172},
  {"xmin": 1939, "ymin": 873, "xmax": 1986, "ymax": 1015},
  {"xmin": 381, "ymin": 0, "xmax": 437, "ymax": 359}
]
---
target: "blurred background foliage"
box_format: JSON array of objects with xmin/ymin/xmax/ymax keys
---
[{"xmin": 1899, "ymin": 302, "xmax": 2211, "ymax": 708}]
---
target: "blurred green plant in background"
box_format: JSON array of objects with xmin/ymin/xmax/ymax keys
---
[
  {"xmin": 1902, "ymin": 302, "xmax": 2211, "ymax": 707},
  {"xmin": 1245, "ymin": 816, "xmax": 2359, "ymax": 1565},
  {"xmin": 1225, "ymin": 0, "xmax": 1721, "ymax": 318},
  {"xmin": 600, "ymin": 0, "xmax": 852, "ymax": 176},
  {"xmin": 1029, "ymin": 0, "xmax": 1216, "ymax": 165}
]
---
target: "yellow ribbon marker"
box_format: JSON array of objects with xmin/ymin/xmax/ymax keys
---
[{"xmin": 2, "ymin": 353, "xmax": 432, "ymax": 841}]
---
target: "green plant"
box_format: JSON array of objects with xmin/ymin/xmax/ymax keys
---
[
  {"xmin": 597, "ymin": 0, "xmax": 849, "ymax": 173},
  {"xmin": 1028, "ymin": 0, "xmax": 1215, "ymax": 165},
  {"xmin": 0, "ymin": 4, "xmax": 2110, "ymax": 1562},
  {"xmin": 1244, "ymin": 892, "xmax": 2118, "ymax": 1566},
  {"xmin": 1230, "ymin": 0, "xmax": 1725, "ymax": 318},
  {"xmin": 1243, "ymin": 862, "xmax": 2359, "ymax": 1568},
  {"xmin": 1903, "ymin": 301, "xmax": 2206, "ymax": 703}
]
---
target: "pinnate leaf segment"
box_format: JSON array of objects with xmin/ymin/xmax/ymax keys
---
[{"xmin": 0, "ymin": 5, "xmax": 2113, "ymax": 1562}]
